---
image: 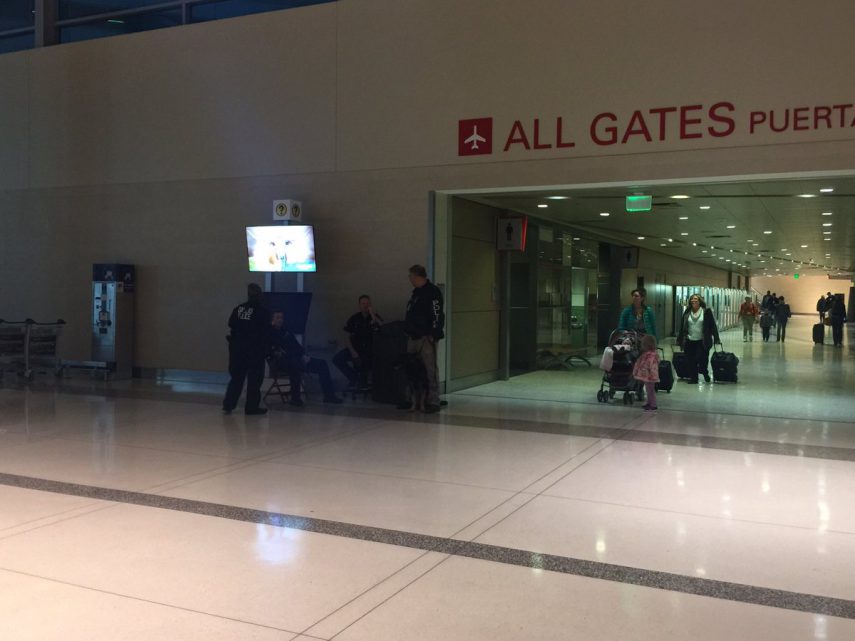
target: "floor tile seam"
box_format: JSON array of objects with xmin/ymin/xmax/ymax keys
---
[
  {"xmin": 249, "ymin": 458, "xmax": 533, "ymax": 494},
  {"xmin": 534, "ymin": 493, "xmax": 855, "ymax": 536},
  {"xmin": 454, "ymin": 441, "xmax": 617, "ymax": 548},
  {"xmin": 526, "ymin": 427, "xmax": 640, "ymax": 501},
  {"xmin": 325, "ymin": 554, "xmax": 458, "ymax": 641},
  {"xmin": 26, "ymin": 433, "xmax": 266, "ymax": 462},
  {"xmin": 0, "ymin": 497, "xmax": 107, "ymax": 536},
  {"xmin": 0, "ymin": 502, "xmax": 122, "ymax": 543},
  {"xmin": 450, "ymin": 391, "xmax": 855, "ymax": 425},
  {"xmin": 281, "ymin": 404, "xmax": 632, "ymax": 438},
  {"xmin": 143, "ymin": 423, "xmax": 392, "ymax": 494},
  {"xmin": 296, "ymin": 549, "xmax": 439, "ymax": 636},
  {"xmin": 1, "ymin": 472, "xmax": 854, "ymax": 619},
  {"xmin": 0, "ymin": 565, "xmax": 302, "ymax": 635},
  {"xmin": 247, "ymin": 421, "xmax": 392, "ymax": 464}
]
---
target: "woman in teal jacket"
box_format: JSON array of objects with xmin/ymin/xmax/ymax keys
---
[{"xmin": 618, "ymin": 288, "xmax": 658, "ymax": 339}]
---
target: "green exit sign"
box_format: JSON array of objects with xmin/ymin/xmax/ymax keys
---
[
  {"xmin": 626, "ymin": 195, "xmax": 653, "ymax": 212},
  {"xmin": 794, "ymin": 273, "xmax": 800, "ymax": 279}
]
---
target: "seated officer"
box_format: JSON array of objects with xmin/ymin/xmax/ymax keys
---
[
  {"xmin": 333, "ymin": 294, "xmax": 383, "ymax": 388},
  {"xmin": 270, "ymin": 311, "xmax": 342, "ymax": 406}
]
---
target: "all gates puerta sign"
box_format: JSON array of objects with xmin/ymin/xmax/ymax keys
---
[{"xmin": 458, "ymin": 101, "xmax": 855, "ymax": 156}]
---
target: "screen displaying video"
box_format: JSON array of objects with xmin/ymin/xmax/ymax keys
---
[{"xmin": 246, "ymin": 225, "xmax": 316, "ymax": 273}]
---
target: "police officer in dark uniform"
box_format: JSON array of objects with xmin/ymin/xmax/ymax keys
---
[
  {"xmin": 332, "ymin": 294, "xmax": 383, "ymax": 388},
  {"xmin": 403, "ymin": 264, "xmax": 445, "ymax": 413},
  {"xmin": 223, "ymin": 283, "xmax": 271, "ymax": 415}
]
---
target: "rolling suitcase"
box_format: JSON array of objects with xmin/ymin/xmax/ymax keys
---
[
  {"xmin": 655, "ymin": 348, "xmax": 674, "ymax": 392},
  {"xmin": 672, "ymin": 349, "xmax": 693, "ymax": 380},
  {"xmin": 711, "ymin": 344, "xmax": 739, "ymax": 383},
  {"xmin": 813, "ymin": 323, "xmax": 825, "ymax": 345}
]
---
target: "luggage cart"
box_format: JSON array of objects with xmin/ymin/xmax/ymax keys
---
[
  {"xmin": 26, "ymin": 320, "xmax": 66, "ymax": 380},
  {"xmin": 0, "ymin": 320, "xmax": 29, "ymax": 378},
  {"xmin": 0, "ymin": 319, "xmax": 66, "ymax": 380}
]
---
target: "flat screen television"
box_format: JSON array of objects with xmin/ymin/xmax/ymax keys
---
[{"xmin": 246, "ymin": 225, "xmax": 316, "ymax": 272}]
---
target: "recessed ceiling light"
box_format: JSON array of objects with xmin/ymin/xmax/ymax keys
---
[
  {"xmin": 726, "ymin": 225, "xmax": 735, "ymax": 229},
  {"xmin": 679, "ymin": 216, "xmax": 689, "ymax": 220},
  {"xmin": 797, "ymin": 194, "xmax": 817, "ymax": 198},
  {"xmin": 692, "ymin": 242, "xmax": 697, "ymax": 247},
  {"xmin": 572, "ymin": 237, "xmax": 580, "ymax": 241},
  {"xmin": 680, "ymin": 232, "xmax": 688, "ymax": 236},
  {"xmin": 537, "ymin": 204, "xmax": 548, "ymax": 208},
  {"xmin": 701, "ymin": 250, "xmax": 708, "ymax": 253},
  {"xmin": 671, "ymin": 195, "xmax": 690, "ymax": 199},
  {"xmin": 699, "ymin": 205, "xmax": 711, "ymax": 210},
  {"xmin": 600, "ymin": 212, "xmax": 610, "ymax": 216},
  {"xmin": 822, "ymin": 223, "xmax": 832, "ymax": 227},
  {"xmin": 710, "ymin": 245, "xmax": 715, "ymax": 249},
  {"xmin": 660, "ymin": 243, "xmax": 667, "ymax": 247},
  {"xmin": 546, "ymin": 196, "xmax": 569, "ymax": 200},
  {"xmin": 820, "ymin": 188, "xmax": 834, "ymax": 193},
  {"xmin": 822, "ymin": 212, "xmax": 833, "ymax": 216},
  {"xmin": 824, "ymin": 238, "xmax": 831, "ymax": 241},
  {"xmin": 763, "ymin": 231, "xmax": 772, "ymax": 234},
  {"xmin": 752, "ymin": 243, "xmax": 759, "ymax": 246},
  {"xmin": 637, "ymin": 236, "xmax": 645, "ymax": 240},
  {"xmin": 785, "ymin": 253, "xmax": 791, "ymax": 256},
  {"xmin": 801, "ymin": 244, "xmax": 808, "ymax": 248},
  {"xmin": 781, "ymin": 248, "xmax": 788, "ymax": 251},
  {"xmin": 823, "ymin": 231, "xmax": 832, "ymax": 235}
]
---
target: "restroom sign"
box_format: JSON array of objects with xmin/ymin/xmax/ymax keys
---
[
  {"xmin": 273, "ymin": 199, "xmax": 302, "ymax": 221},
  {"xmin": 497, "ymin": 217, "xmax": 528, "ymax": 251}
]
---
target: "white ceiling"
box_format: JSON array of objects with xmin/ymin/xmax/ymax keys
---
[{"xmin": 459, "ymin": 176, "xmax": 853, "ymax": 278}]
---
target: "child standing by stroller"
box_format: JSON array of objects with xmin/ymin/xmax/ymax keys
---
[{"xmin": 632, "ymin": 334, "xmax": 660, "ymax": 411}]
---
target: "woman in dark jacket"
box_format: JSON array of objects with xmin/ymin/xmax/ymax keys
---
[
  {"xmin": 829, "ymin": 294, "xmax": 847, "ymax": 347},
  {"xmin": 676, "ymin": 293, "xmax": 720, "ymax": 383}
]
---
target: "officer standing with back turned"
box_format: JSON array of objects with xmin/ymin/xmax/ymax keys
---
[{"xmin": 223, "ymin": 283, "xmax": 271, "ymax": 415}]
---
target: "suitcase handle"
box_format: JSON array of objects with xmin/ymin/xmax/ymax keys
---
[{"xmin": 713, "ymin": 342, "xmax": 725, "ymax": 353}]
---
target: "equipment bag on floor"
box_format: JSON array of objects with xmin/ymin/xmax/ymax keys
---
[
  {"xmin": 655, "ymin": 348, "xmax": 674, "ymax": 392},
  {"xmin": 711, "ymin": 343, "xmax": 739, "ymax": 383},
  {"xmin": 672, "ymin": 349, "xmax": 694, "ymax": 380}
]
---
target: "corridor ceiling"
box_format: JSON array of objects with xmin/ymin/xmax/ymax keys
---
[{"xmin": 457, "ymin": 176, "xmax": 854, "ymax": 279}]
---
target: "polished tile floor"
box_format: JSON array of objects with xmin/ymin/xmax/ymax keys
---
[{"xmin": 1, "ymin": 316, "xmax": 853, "ymax": 639}]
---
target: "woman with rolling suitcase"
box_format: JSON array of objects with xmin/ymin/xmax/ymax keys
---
[{"xmin": 676, "ymin": 293, "xmax": 720, "ymax": 384}]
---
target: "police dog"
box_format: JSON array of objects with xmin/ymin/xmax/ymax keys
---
[{"xmin": 403, "ymin": 354, "xmax": 429, "ymax": 412}]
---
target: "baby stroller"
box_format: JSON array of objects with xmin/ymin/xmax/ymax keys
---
[{"xmin": 596, "ymin": 329, "xmax": 643, "ymax": 405}]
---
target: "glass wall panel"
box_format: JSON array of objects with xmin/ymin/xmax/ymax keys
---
[
  {"xmin": 191, "ymin": 0, "xmax": 332, "ymax": 23},
  {"xmin": 58, "ymin": 1, "xmax": 170, "ymax": 20},
  {"xmin": 0, "ymin": 1, "xmax": 35, "ymax": 32},
  {"xmin": 0, "ymin": 31, "xmax": 33, "ymax": 53},
  {"xmin": 60, "ymin": 8, "xmax": 182, "ymax": 43}
]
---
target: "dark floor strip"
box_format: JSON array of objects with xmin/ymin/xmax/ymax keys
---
[
  {"xmin": 2, "ymin": 472, "xmax": 853, "ymax": 620},
  {"xmin": 620, "ymin": 430, "xmax": 855, "ymax": 462}
]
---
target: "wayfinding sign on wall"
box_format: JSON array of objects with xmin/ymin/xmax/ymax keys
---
[
  {"xmin": 497, "ymin": 217, "xmax": 528, "ymax": 251},
  {"xmin": 458, "ymin": 100, "xmax": 855, "ymax": 158}
]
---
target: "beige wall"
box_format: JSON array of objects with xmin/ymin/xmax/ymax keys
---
[
  {"xmin": 752, "ymin": 276, "xmax": 852, "ymax": 315},
  {"xmin": 2, "ymin": 0, "xmax": 855, "ymax": 374},
  {"xmin": 448, "ymin": 198, "xmax": 501, "ymax": 385}
]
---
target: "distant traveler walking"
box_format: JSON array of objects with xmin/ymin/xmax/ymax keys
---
[
  {"xmin": 829, "ymin": 294, "xmax": 847, "ymax": 347},
  {"xmin": 774, "ymin": 296, "xmax": 792, "ymax": 342},
  {"xmin": 738, "ymin": 296, "xmax": 758, "ymax": 342},
  {"xmin": 676, "ymin": 293, "xmax": 720, "ymax": 384}
]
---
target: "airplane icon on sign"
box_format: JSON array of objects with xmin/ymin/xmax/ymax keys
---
[
  {"xmin": 458, "ymin": 117, "xmax": 492, "ymax": 156},
  {"xmin": 464, "ymin": 125, "xmax": 487, "ymax": 150}
]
